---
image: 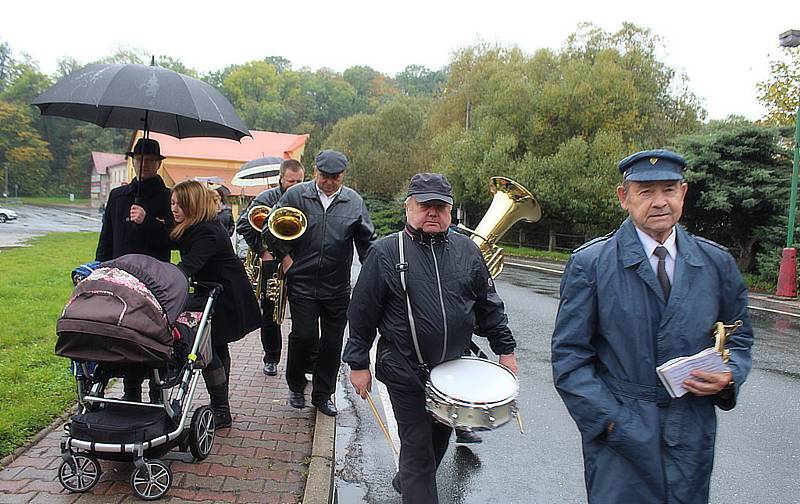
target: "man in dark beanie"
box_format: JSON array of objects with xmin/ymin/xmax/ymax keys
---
[
  {"xmin": 96, "ymin": 137, "xmax": 173, "ymax": 402},
  {"xmin": 265, "ymin": 150, "xmax": 375, "ymax": 417},
  {"xmin": 343, "ymin": 172, "xmax": 517, "ymax": 503}
]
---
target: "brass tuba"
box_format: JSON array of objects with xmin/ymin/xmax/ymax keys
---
[
  {"xmin": 244, "ymin": 205, "xmax": 271, "ymax": 300},
  {"xmin": 265, "ymin": 207, "xmax": 307, "ymax": 324},
  {"xmin": 458, "ymin": 177, "xmax": 542, "ymax": 278}
]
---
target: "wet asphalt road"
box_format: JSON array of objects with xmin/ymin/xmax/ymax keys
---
[
  {"xmin": 0, "ymin": 204, "xmax": 101, "ymax": 248},
  {"xmin": 336, "ymin": 264, "xmax": 800, "ymax": 504}
]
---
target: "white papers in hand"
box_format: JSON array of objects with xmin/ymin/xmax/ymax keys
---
[{"xmin": 656, "ymin": 348, "xmax": 727, "ymax": 399}]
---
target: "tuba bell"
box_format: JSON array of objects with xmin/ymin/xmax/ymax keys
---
[
  {"xmin": 458, "ymin": 177, "xmax": 542, "ymax": 278},
  {"xmin": 244, "ymin": 205, "xmax": 271, "ymax": 300},
  {"xmin": 265, "ymin": 207, "xmax": 307, "ymax": 324}
]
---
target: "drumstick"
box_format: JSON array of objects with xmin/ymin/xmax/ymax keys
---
[
  {"xmin": 516, "ymin": 410, "xmax": 525, "ymax": 434},
  {"xmin": 366, "ymin": 391, "xmax": 398, "ymax": 455}
]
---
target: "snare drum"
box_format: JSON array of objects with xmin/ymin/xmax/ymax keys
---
[{"xmin": 425, "ymin": 356, "xmax": 518, "ymax": 431}]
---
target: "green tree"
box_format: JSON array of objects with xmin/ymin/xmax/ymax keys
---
[
  {"xmin": 756, "ymin": 46, "xmax": 800, "ymax": 126},
  {"xmin": 0, "ymin": 101, "xmax": 52, "ymax": 196},
  {"xmin": 325, "ymin": 96, "xmax": 433, "ymax": 198},
  {"xmin": 395, "ymin": 64, "xmax": 448, "ymax": 97},
  {"xmin": 673, "ymin": 121, "xmax": 789, "ymax": 271},
  {"xmin": 429, "ymin": 24, "xmax": 704, "ymax": 235}
]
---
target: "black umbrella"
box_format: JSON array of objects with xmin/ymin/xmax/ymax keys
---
[{"xmin": 31, "ymin": 61, "xmax": 250, "ymax": 141}]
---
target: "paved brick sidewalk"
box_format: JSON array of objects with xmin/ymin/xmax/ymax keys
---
[{"xmin": 0, "ymin": 330, "xmax": 316, "ymax": 503}]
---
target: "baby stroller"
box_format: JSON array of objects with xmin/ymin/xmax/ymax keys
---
[{"xmin": 54, "ymin": 254, "xmax": 220, "ymax": 500}]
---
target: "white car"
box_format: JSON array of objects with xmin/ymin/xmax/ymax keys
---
[{"xmin": 0, "ymin": 207, "xmax": 18, "ymax": 223}]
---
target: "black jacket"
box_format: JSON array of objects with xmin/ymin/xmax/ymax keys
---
[
  {"xmin": 96, "ymin": 176, "xmax": 173, "ymax": 262},
  {"xmin": 236, "ymin": 186, "xmax": 283, "ymax": 257},
  {"xmin": 176, "ymin": 220, "xmax": 261, "ymax": 345},
  {"xmin": 343, "ymin": 227, "xmax": 515, "ymax": 373},
  {"xmin": 264, "ymin": 181, "xmax": 375, "ymax": 299}
]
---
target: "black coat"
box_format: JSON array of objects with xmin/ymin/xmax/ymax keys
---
[
  {"xmin": 96, "ymin": 176, "xmax": 173, "ymax": 262},
  {"xmin": 176, "ymin": 220, "xmax": 260, "ymax": 345},
  {"xmin": 264, "ymin": 181, "xmax": 376, "ymax": 299},
  {"xmin": 343, "ymin": 227, "xmax": 515, "ymax": 372}
]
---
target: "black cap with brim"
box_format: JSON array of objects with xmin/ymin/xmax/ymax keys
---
[
  {"xmin": 126, "ymin": 138, "xmax": 165, "ymax": 160},
  {"xmin": 618, "ymin": 149, "xmax": 686, "ymax": 182}
]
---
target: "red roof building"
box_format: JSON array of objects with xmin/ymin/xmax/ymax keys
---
[{"xmin": 125, "ymin": 130, "xmax": 310, "ymax": 197}]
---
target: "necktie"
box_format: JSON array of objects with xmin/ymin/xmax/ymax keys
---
[{"xmin": 653, "ymin": 246, "xmax": 671, "ymax": 299}]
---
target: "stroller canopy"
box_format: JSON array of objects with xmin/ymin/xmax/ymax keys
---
[{"xmin": 104, "ymin": 254, "xmax": 189, "ymax": 326}]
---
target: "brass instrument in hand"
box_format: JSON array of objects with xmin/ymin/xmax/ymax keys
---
[
  {"xmin": 265, "ymin": 207, "xmax": 307, "ymax": 324},
  {"xmin": 711, "ymin": 320, "xmax": 742, "ymax": 364},
  {"xmin": 458, "ymin": 177, "xmax": 542, "ymax": 278},
  {"xmin": 244, "ymin": 205, "xmax": 272, "ymax": 300}
]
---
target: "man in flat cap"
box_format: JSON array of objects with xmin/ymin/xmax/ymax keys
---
[
  {"xmin": 551, "ymin": 149, "xmax": 754, "ymax": 503},
  {"xmin": 343, "ymin": 173, "xmax": 517, "ymax": 503},
  {"xmin": 265, "ymin": 150, "xmax": 375, "ymax": 416}
]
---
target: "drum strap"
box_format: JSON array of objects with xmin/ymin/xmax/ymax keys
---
[{"xmin": 397, "ymin": 231, "xmax": 428, "ymax": 371}]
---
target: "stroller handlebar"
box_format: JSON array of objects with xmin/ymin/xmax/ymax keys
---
[{"xmin": 191, "ymin": 281, "xmax": 224, "ymax": 299}]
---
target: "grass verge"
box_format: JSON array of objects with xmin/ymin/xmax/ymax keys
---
[
  {"xmin": 0, "ymin": 232, "xmax": 99, "ymax": 459},
  {"xmin": 17, "ymin": 197, "xmax": 90, "ymax": 207}
]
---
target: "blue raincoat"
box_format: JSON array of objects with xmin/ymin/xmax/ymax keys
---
[{"xmin": 552, "ymin": 219, "xmax": 753, "ymax": 503}]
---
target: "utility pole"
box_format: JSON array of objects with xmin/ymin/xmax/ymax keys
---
[
  {"xmin": 3, "ymin": 162, "xmax": 8, "ymax": 198},
  {"xmin": 776, "ymin": 29, "xmax": 800, "ymax": 297}
]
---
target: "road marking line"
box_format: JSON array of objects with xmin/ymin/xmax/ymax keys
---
[
  {"xmin": 505, "ymin": 261, "xmax": 563, "ymax": 275},
  {"xmin": 62, "ymin": 210, "xmax": 101, "ymax": 223}
]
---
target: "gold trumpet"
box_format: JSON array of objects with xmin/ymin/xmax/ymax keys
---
[
  {"xmin": 711, "ymin": 320, "xmax": 742, "ymax": 363},
  {"xmin": 458, "ymin": 177, "xmax": 542, "ymax": 278},
  {"xmin": 265, "ymin": 207, "xmax": 307, "ymax": 324},
  {"xmin": 244, "ymin": 205, "xmax": 271, "ymax": 300}
]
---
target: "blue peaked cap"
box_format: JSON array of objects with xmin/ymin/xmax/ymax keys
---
[{"xmin": 618, "ymin": 149, "xmax": 686, "ymax": 182}]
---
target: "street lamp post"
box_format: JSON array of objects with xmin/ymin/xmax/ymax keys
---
[{"xmin": 776, "ymin": 29, "xmax": 800, "ymax": 297}]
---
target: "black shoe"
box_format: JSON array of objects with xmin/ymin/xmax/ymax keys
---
[
  {"xmin": 391, "ymin": 473, "xmax": 402, "ymax": 494},
  {"xmin": 289, "ymin": 391, "xmax": 306, "ymax": 409},
  {"xmin": 213, "ymin": 410, "xmax": 232, "ymax": 429},
  {"xmin": 312, "ymin": 398, "xmax": 337, "ymax": 417},
  {"xmin": 455, "ymin": 430, "xmax": 482, "ymax": 444},
  {"xmin": 263, "ymin": 362, "xmax": 277, "ymax": 376}
]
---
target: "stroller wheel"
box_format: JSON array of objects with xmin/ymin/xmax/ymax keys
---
[
  {"xmin": 189, "ymin": 405, "xmax": 216, "ymax": 461},
  {"xmin": 130, "ymin": 459, "xmax": 172, "ymax": 500},
  {"xmin": 58, "ymin": 453, "xmax": 101, "ymax": 493}
]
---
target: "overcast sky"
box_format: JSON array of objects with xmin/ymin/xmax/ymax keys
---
[{"xmin": 2, "ymin": 0, "xmax": 797, "ymax": 120}]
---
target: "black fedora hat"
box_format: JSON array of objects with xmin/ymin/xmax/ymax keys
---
[{"xmin": 126, "ymin": 138, "xmax": 166, "ymax": 160}]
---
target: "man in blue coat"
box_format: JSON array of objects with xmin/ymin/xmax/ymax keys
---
[{"xmin": 551, "ymin": 149, "xmax": 754, "ymax": 503}]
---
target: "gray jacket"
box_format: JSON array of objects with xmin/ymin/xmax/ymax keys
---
[{"xmin": 264, "ymin": 181, "xmax": 375, "ymax": 299}]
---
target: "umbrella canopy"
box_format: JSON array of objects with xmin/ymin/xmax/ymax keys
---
[
  {"xmin": 231, "ymin": 156, "xmax": 284, "ymax": 187},
  {"xmin": 32, "ymin": 63, "xmax": 250, "ymax": 141}
]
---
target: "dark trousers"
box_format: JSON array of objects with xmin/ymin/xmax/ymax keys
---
[
  {"xmin": 387, "ymin": 382, "xmax": 452, "ymax": 504},
  {"xmin": 286, "ymin": 294, "xmax": 349, "ymax": 403},
  {"xmin": 259, "ymin": 261, "xmax": 282, "ymax": 364}
]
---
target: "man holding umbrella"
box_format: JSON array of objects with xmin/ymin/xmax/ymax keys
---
[
  {"xmin": 95, "ymin": 137, "xmax": 173, "ymax": 402},
  {"xmin": 96, "ymin": 138, "xmax": 173, "ymax": 263}
]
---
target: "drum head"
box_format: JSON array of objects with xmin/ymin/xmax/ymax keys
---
[{"xmin": 429, "ymin": 357, "xmax": 517, "ymax": 404}]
